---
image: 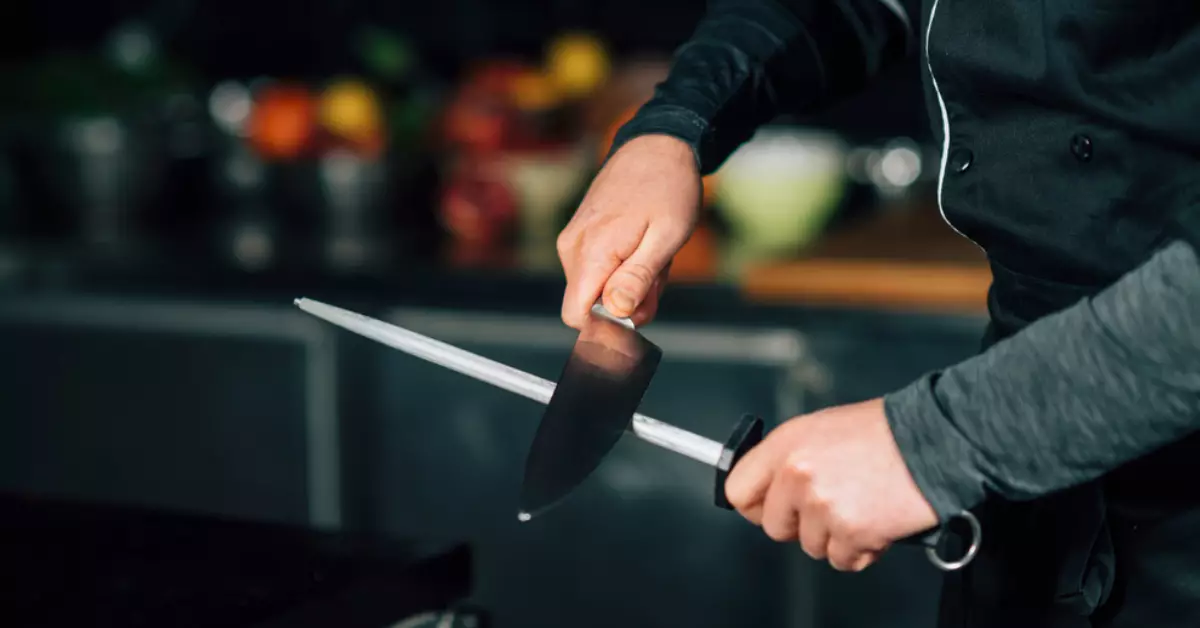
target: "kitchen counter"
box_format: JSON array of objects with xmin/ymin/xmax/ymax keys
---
[{"xmin": 0, "ymin": 189, "xmax": 993, "ymax": 324}]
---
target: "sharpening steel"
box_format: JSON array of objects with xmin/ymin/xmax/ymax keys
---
[{"xmin": 294, "ymin": 298, "xmax": 725, "ymax": 467}]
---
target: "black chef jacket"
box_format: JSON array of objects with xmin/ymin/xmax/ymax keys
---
[{"xmin": 608, "ymin": 1, "xmax": 1200, "ymax": 626}]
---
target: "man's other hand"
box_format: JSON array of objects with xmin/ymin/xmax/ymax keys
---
[{"xmin": 725, "ymin": 398, "xmax": 939, "ymax": 572}]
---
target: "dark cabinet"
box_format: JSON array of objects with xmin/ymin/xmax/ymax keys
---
[{"xmin": 0, "ymin": 296, "xmax": 342, "ymax": 528}]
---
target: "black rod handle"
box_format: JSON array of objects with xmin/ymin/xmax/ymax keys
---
[{"xmin": 713, "ymin": 414, "xmax": 764, "ymax": 510}]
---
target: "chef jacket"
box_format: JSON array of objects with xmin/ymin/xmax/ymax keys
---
[{"xmin": 607, "ymin": 0, "xmax": 1200, "ymax": 522}]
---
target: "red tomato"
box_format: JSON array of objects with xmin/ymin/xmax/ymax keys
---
[{"xmin": 248, "ymin": 84, "xmax": 316, "ymax": 160}]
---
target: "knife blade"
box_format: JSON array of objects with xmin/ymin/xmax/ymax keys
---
[
  {"xmin": 293, "ymin": 297, "xmax": 981, "ymax": 572},
  {"xmin": 518, "ymin": 304, "xmax": 663, "ymax": 521}
]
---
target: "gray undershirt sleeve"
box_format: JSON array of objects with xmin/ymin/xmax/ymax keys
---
[{"xmin": 884, "ymin": 240, "xmax": 1200, "ymax": 521}]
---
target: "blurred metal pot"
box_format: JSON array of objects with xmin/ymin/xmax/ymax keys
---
[
  {"xmin": 316, "ymin": 149, "xmax": 390, "ymax": 270},
  {"xmin": 38, "ymin": 115, "xmax": 164, "ymax": 248}
]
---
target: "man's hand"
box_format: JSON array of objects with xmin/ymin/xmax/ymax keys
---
[
  {"xmin": 557, "ymin": 134, "xmax": 702, "ymax": 329},
  {"xmin": 725, "ymin": 398, "xmax": 939, "ymax": 572}
]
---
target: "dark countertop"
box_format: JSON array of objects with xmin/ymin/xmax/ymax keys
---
[{"xmin": 0, "ymin": 492, "xmax": 473, "ymax": 628}]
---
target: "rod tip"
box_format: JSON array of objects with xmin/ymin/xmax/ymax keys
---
[
  {"xmin": 293, "ymin": 298, "xmax": 304, "ymax": 307},
  {"xmin": 517, "ymin": 511, "xmax": 532, "ymax": 523}
]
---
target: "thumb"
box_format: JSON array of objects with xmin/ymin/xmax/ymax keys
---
[
  {"xmin": 602, "ymin": 226, "xmax": 682, "ymax": 318},
  {"xmin": 724, "ymin": 428, "xmax": 794, "ymax": 513}
]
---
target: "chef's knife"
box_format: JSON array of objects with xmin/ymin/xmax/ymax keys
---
[
  {"xmin": 518, "ymin": 305, "xmax": 663, "ymax": 521},
  {"xmin": 515, "ymin": 307, "xmax": 773, "ymax": 515},
  {"xmin": 294, "ymin": 297, "xmax": 981, "ymax": 571}
]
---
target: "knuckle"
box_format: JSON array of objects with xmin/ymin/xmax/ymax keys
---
[
  {"xmin": 580, "ymin": 236, "xmax": 616, "ymax": 262},
  {"xmin": 830, "ymin": 513, "xmax": 877, "ymax": 550},
  {"xmin": 784, "ymin": 456, "xmax": 814, "ymax": 483},
  {"xmin": 556, "ymin": 231, "xmax": 576, "ymax": 256},
  {"xmin": 806, "ymin": 492, "xmax": 832, "ymax": 516},
  {"xmin": 827, "ymin": 511, "xmax": 855, "ymax": 537}
]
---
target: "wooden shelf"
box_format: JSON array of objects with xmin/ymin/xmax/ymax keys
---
[{"xmin": 738, "ymin": 202, "xmax": 993, "ymax": 314}]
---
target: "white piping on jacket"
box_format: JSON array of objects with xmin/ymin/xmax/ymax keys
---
[{"xmin": 925, "ymin": 0, "xmax": 981, "ymax": 248}]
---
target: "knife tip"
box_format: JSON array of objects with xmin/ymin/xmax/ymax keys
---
[{"xmin": 517, "ymin": 511, "xmax": 532, "ymax": 523}]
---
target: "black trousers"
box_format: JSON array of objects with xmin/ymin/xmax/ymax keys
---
[
  {"xmin": 937, "ymin": 438, "xmax": 1200, "ymax": 628},
  {"xmin": 937, "ymin": 265, "xmax": 1200, "ymax": 627}
]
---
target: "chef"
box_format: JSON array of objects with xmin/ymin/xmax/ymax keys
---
[{"xmin": 554, "ymin": 1, "xmax": 1200, "ymax": 626}]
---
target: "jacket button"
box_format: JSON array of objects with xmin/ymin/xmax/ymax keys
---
[
  {"xmin": 949, "ymin": 147, "xmax": 974, "ymax": 173},
  {"xmin": 1071, "ymin": 134, "xmax": 1093, "ymax": 161}
]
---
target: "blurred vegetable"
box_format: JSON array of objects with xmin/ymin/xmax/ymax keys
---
[
  {"xmin": 509, "ymin": 71, "xmax": 560, "ymax": 113},
  {"xmin": 441, "ymin": 95, "xmax": 509, "ymax": 155},
  {"xmin": 319, "ymin": 78, "xmax": 385, "ymax": 155},
  {"xmin": 247, "ymin": 84, "xmax": 316, "ymax": 161},
  {"xmin": 545, "ymin": 32, "xmax": 611, "ymax": 99},
  {"xmin": 440, "ymin": 62, "xmax": 528, "ymax": 154},
  {"xmin": 440, "ymin": 161, "xmax": 518, "ymax": 246}
]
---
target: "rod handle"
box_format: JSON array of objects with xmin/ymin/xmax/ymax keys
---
[{"xmin": 713, "ymin": 414, "xmax": 765, "ymax": 510}]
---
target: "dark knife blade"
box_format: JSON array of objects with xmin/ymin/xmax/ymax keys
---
[{"xmin": 518, "ymin": 306, "xmax": 663, "ymax": 520}]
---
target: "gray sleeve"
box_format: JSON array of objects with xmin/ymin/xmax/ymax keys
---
[{"xmin": 883, "ymin": 240, "xmax": 1200, "ymax": 521}]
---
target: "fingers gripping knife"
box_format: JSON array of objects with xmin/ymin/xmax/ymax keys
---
[{"xmin": 294, "ymin": 298, "xmax": 981, "ymax": 572}]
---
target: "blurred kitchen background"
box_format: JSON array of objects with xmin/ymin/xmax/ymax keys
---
[{"xmin": 0, "ymin": 1, "xmax": 994, "ymax": 627}]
